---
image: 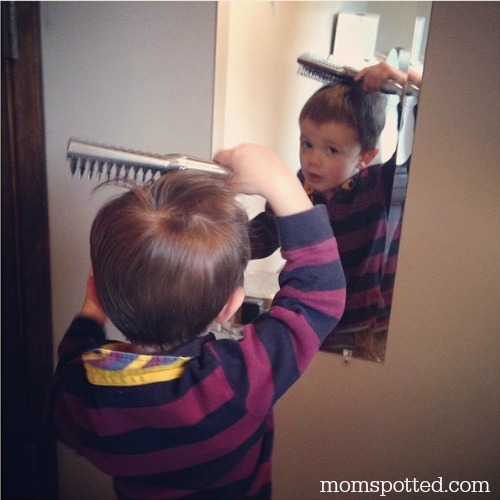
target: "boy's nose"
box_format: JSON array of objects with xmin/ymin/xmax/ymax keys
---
[{"xmin": 308, "ymin": 149, "xmax": 322, "ymax": 166}]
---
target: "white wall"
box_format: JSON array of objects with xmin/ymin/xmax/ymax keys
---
[
  {"xmin": 272, "ymin": 3, "xmax": 500, "ymax": 499},
  {"xmin": 215, "ymin": 1, "xmax": 365, "ymax": 273},
  {"xmin": 40, "ymin": 2, "xmax": 217, "ymax": 498},
  {"xmin": 367, "ymin": 1, "xmax": 431, "ymax": 60}
]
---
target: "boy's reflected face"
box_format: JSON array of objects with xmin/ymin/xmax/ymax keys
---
[{"xmin": 299, "ymin": 118, "xmax": 364, "ymax": 200}]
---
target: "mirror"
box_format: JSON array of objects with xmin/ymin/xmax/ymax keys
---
[
  {"xmin": 319, "ymin": 3, "xmax": 431, "ymax": 363},
  {"xmin": 214, "ymin": 1, "xmax": 432, "ymax": 363}
]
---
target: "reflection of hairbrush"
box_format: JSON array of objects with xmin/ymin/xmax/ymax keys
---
[
  {"xmin": 67, "ymin": 138, "xmax": 228, "ymax": 182},
  {"xmin": 297, "ymin": 52, "xmax": 419, "ymax": 96}
]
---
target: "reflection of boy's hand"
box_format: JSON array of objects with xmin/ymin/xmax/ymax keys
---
[
  {"xmin": 80, "ymin": 269, "xmax": 108, "ymax": 325},
  {"xmin": 213, "ymin": 144, "xmax": 312, "ymax": 217},
  {"xmin": 355, "ymin": 61, "xmax": 405, "ymax": 92}
]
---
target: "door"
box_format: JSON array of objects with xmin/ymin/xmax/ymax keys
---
[{"xmin": 1, "ymin": 2, "xmax": 58, "ymax": 498}]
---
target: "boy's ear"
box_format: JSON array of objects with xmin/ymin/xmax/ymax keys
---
[
  {"xmin": 81, "ymin": 268, "xmax": 108, "ymax": 325},
  {"xmin": 215, "ymin": 287, "xmax": 245, "ymax": 324},
  {"xmin": 86, "ymin": 269, "xmax": 99, "ymax": 304},
  {"xmin": 358, "ymin": 148, "xmax": 379, "ymax": 169}
]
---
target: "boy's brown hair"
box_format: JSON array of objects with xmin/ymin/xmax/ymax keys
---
[
  {"xmin": 90, "ymin": 170, "xmax": 250, "ymax": 349},
  {"xmin": 299, "ymin": 82, "xmax": 386, "ymax": 151}
]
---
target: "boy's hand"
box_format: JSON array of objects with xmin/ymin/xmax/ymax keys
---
[
  {"xmin": 80, "ymin": 269, "xmax": 107, "ymax": 325},
  {"xmin": 355, "ymin": 61, "xmax": 406, "ymax": 92},
  {"xmin": 213, "ymin": 143, "xmax": 312, "ymax": 217}
]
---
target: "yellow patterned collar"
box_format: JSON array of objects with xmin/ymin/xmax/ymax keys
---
[{"xmin": 82, "ymin": 342, "xmax": 191, "ymax": 387}]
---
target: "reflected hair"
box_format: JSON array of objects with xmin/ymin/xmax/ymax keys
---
[
  {"xmin": 90, "ymin": 170, "xmax": 250, "ymax": 348},
  {"xmin": 299, "ymin": 82, "xmax": 386, "ymax": 151}
]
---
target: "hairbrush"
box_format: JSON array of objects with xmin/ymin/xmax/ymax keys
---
[
  {"xmin": 67, "ymin": 138, "xmax": 228, "ymax": 182},
  {"xmin": 297, "ymin": 52, "xmax": 419, "ymax": 96}
]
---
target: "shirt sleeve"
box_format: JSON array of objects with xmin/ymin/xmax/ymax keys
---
[
  {"xmin": 249, "ymin": 170, "xmax": 307, "ymax": 260},
  {"xmin": 381, "ymin": 157, "xmax": 397, "ymax": 208},
  {"xmin": 249, "ymin": 206, "xmax": 280, "ymax": 260},
  {"xmin": 53, "ymin": 316, "xmax": 106, "ymax": 376}
]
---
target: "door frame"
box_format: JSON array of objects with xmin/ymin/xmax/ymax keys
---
[{"xmin": 1, "ymin": 2, "xmax": 58, "ymax": 498}]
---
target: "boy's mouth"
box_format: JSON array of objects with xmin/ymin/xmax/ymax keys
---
[{"xmin": 307, "ymin": 173, "xmax": 323, "ymax": 183}]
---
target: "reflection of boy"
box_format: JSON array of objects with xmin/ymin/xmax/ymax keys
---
[
  {"xmin": 250, "ymin": 79, "xmax": 405, "ymax": 361},
  {"xmin": 48, "ymin": 145, "xmax": 346, "ymax": 500}
]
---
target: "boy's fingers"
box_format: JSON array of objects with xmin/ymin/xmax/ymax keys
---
[{"xmin": 213, "ymin": 148, "xmax": 235, "ymax": 166}]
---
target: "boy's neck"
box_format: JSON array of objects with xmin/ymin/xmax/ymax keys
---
[
  {"xmin": 124, "ymin": 328, "xmax": 212, "ymax": 355},
  {"xmin": 127, "ymin": 342, "xmax": 175, "ymax": 355}
]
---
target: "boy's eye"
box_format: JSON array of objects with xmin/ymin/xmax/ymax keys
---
[
  {"xmin": 300, "ymin": 140, "xmax": 312, "ymax": 149},
  {"xmin": 326, "ymin": 146, "xmax": 339, "ymax": 155}
]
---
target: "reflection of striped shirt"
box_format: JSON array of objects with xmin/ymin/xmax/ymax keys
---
[
  {"xmin": 250, "ymin": 158, "xmax": 402, "ymax": 336},
  {"xmin": 49, "ymin": 206, "xmax": 346, "ymax": 500}
]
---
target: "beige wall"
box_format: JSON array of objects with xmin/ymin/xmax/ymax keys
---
[{"xmin": 272, "ymin": 3, "xmax": 500, "ymax": 499}]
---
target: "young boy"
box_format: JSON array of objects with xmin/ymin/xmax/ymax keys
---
[
  {"xmin": 48, "ymin": 144, "xmax": 346, "ymax": 500},
  {"xmin": 250, "ymin": 79, "xmax": 404, "ymax": 361}
]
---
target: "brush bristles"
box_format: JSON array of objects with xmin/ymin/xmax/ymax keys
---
[
  {"xmin": 297, "ymin": 53, "xmax": 352, "ymax": 81},
  {"xmin": 69, "ymin": 156, "xmax": 162, "ymax": 183},
  {"xmin": 297, "ymin": 66, "xmax": 343, "ymax": 85}
]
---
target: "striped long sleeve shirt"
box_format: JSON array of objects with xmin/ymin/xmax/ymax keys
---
[
  {"xmin": 49, "ymin": 205, "xmax": 346, "ymax": 500},
  {"xmin": 250, "ymin": 157, "xmax": 404, "ymax": 337}
]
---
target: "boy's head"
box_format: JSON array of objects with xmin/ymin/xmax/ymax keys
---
[
  {"xmin": 90, "ymin": 170, "xmax": 250, "ymax": 349},
  {"xmin": 298, "ymin": 82, "xmax": 386, "ymax": 198}
]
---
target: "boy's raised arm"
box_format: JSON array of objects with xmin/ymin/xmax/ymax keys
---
[{"xmin": 214, "ymin": 144, "xmax": 346, "ymax": 410}]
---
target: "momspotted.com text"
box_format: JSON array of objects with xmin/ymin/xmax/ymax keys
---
[{"xmin": 320, "ymin": 477, "xmax": 491, "ymax": 496}]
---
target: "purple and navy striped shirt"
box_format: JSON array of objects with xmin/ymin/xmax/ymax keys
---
[
  {"xmin": 49, "ymin": 205, "xmax": 346, "ymax": 499},
  {"xmin": 250, "ymin": 158, "xmax": 403, "ymax": 337}
]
